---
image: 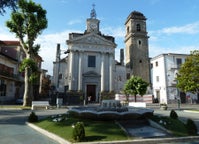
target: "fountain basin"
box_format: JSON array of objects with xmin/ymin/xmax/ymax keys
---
[{"xmin": 67, "ymin": 105, "xmax": 154, "ymax": 121}]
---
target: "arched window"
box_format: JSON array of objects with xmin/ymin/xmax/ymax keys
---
[
  {"xmin": 138, "ymin": 40, "xmax": 142, "ymax": 45},
  {"xmin": 127, "ymin": 26, "xmax": 130, "ymax": 34},
  {"xmin": 136, "ymin": 24, "xmax": 141, "ymax": 31}
]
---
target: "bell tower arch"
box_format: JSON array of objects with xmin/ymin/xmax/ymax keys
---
[{"xmin": 125, "ymin": 11, "xmax": 150, "ymax": 83}]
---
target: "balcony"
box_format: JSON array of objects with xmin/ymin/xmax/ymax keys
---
[
  {"xmin": 0, "ymin": 70, "xmax": 23, "ymax": 82},
  {"xmin": 168, "ymin": 64, "xmax": 181, "ymax": 71}
]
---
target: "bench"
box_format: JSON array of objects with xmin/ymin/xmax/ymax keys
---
[{"xmin": 31, "ymin": 101, "xmax": 50, "ymax": 110}]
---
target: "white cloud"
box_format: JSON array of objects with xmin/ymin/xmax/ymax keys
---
[
  {"xmin": 149, "ymin": 0, "xmax": 161, "ymax": 5},
  {"xmin": 36, "ymin": 30, "xmax": 80, "ymax": 75},
  {"xmin": 148, "ymin": 35, "xmax": 158, "ymax": 42},
  {"xmin": 149, "ymin": 44, "xmax": 199, "ymax": 58},
  {"xmin": 158, "ymin": 21, "xmax": 199, "ymax": 35},
  {"xmin": 0, "ymin": 26, "xmax": 73, "ymax": 75},
  {"xmin": 101, "ymin": 26, "xmax": 125, "ymax": 38},
  {"xmin": 0, "ymin": 27, "xmax": 17, "ymax": 40},
  {"xmin": 67, "ymin": 19, "xmax": 82, "ymax": 25},
  {"xmin": 148, "ymin": 21, "xmax": 199, "ymax": 59}
]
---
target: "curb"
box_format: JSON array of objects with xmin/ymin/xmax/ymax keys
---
[
  {"xmin": 183, "ymin": 110, "xmax": 199, "ymax": 113},
  {"xmin": 26, "ymin": 122, "xmax": 71, "ymax": 144},
  {"xmin": 74, "ymin": 136, "xmax": 199, "ymax": 144}
]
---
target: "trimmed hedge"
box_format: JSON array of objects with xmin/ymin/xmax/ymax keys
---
[
  {"xmin": 28, "ymin": 111, "xmax": 38, "ymax": 122},
  {"xmin": 170, "ymin": 109, "xmax": 178, "ymax": 119},
  {"xmin": 186, "ymin": 119, "xmax": 198, "ymax": 135},
  {"xmin": 72, "ymin": 122, "xmax": 85, "ymax": 142}
]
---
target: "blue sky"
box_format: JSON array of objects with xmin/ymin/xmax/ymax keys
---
[{"xmin": 1, "ymin": 0, "xmax": 199, "ymax": 75}]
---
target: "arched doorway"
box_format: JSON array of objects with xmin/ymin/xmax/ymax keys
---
[
  {"xmin": 86, "ymin": 85, "xmax": 96, "ymax": 102},
  {"xmin": 83, "ymin": 71, "xmax": 101, "ymax": 103}
]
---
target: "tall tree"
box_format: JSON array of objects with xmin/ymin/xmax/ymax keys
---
[
  {"xmin": 6, "ymin": 0, "xmax": 47, "ymax": 106},
  {"xmin": 176, "ymin": 50, "xmax": 199, "ymax": 94},
  {"xmin": 0, "ymin": 0, "xmax": 18, "ymax": 15},
  {"xmin": 123, "ymin": 76, "xmax": 148, "ymax": 102}
]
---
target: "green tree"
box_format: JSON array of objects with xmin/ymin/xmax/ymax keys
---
[
  {"xmin": 124, "ymin": 76, "xmax": 149, "ymax": 102},
  {"xmin": 176, "ymin": 50, "xmax": 199, "ymax": 94},
  {"xmin": 6, "ymin": 0, "xmax": 47, "ymax": 106},
  {"xmin": 0, "ymin": 0, "xmax": 18, "ymax": 15}
]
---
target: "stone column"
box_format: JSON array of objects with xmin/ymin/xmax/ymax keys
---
[
  {"xmin": 109, "ymin": 53, "xmax": 113, "ymax": 91},
  {"xmin": 78, "ymin": 51, "xmax": 82, "ymax": 91},
  {"xmin": 101, "ymin": 52, "xmax": 105, "ymax": 92},
  {"xmin": 68, "ymin": 50, "xmax": 74, "ymax": 90}
]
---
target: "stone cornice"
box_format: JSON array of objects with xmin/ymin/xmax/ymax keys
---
[
  {"xmin": 68, "ymin": 45, "xmax": 115, "ymax": 54},
  {"xmin": 67, "ymin": 33, "xmax": 117, "ymax": 48}
]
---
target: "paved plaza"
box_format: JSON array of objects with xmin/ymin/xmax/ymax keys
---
[
  {"xmin": 0, "ymin": 104, "xmax": 199, "ymax": 144},
  {"xmin": 0, "ymin": 108, "xmax": 65, "ymax": 144}
]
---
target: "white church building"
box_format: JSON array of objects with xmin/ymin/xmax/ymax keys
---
[{"xmin": 53, "ymin": 7, "xmax": 126, "ymax": 104}]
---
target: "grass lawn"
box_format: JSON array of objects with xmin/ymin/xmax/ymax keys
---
[
  {"xmin": 150, "ymin": 115, "xmax": 189, "ymax": 136},
  {"xmin": 33, "ymin": 112, "xmax": 197, "ymax": 143},
  {"xmin": 35, "ymin": 115, "xmax": 131, "ymax": 143}
]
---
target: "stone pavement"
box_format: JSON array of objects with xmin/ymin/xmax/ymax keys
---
[
  {"xmin": 0, "ymin": 108, "xmax": 63, "ymax": 144},
  {"xmin": 1, "ymin": 104, "xmax": 199, "ymax": 144}
]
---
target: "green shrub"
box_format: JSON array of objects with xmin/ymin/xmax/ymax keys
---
[
  {"xmin": 170, "ymin": 109, "xmax": 178, "ymax": 119},
  {"xmin": 72, "ymin": 122, "xmax": 85, "ymax": 142},
  {"xmin": 186, "ymin": 119, "xmax": 197, "ymax": 135},
  {"xmin": 28, "ymin": 111, "xmax": 38, "ymax": 122}
]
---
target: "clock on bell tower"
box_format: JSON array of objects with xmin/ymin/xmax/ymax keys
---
[{"xmin": 86, "ymin": 4, "xmax": 100, "ymax": 33}]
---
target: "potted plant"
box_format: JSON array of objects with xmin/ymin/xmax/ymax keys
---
[{"xmin": 160, "ymin": 103, "xmax": 168, "ymax": 110}]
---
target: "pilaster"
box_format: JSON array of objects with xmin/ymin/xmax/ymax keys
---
[
  {"xmin": 101, "ymin": 52, "xmax": 105, "ymax": 91},
  {"xmin": 78, "ymin": 51, "xmax": 83, "ymax": 91},
  {"xmin": 68, "ymin": 50, "xmax": 74, "ymax": 90}
]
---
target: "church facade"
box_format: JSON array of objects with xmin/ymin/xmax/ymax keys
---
[{"xmin": 66, "ymin": 7, "xmax": 116, "ymax": 102}]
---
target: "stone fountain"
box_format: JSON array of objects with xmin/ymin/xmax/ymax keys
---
[{"xmin": 67, "ymin": 100, "xmax": 154, "ymax": 120}]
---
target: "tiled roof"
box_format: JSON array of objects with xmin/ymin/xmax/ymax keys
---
[{"xmin": 0, "ymin": 40, "xmax": 20, "ymax": 46}]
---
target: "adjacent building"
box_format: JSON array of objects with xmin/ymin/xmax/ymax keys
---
[
  {"xmin": 151, "ymin": 53, "xmax": 198, "ymax": 104},
  {"xmin": 0, "ymin": 40, "xmax": 24, "ymax": 103},
  {"xmin": 0, "ymin": 40, "xmax": 50, "ymax": 103}
]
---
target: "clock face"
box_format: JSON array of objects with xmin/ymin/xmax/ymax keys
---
[{"xmin": 90, "ymin": 23, "xmax": 97, "ymax": 29}]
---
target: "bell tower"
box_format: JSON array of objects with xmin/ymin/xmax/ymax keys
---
[
  {"xmin": 125, "ymin": 11, "xmax": 150, "ymax": 83},
  {"xmin": 86, "ymin": 4, "xmax": 100, "ymax": 34}
]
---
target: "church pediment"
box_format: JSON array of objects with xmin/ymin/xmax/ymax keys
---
[
  {"xmin": 83, "ymin": 71, "xmax": 101, "ymax": 77},
  {"xmin": 68, "ymin": 33, "xmax": 116, "ymax": 48}
]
